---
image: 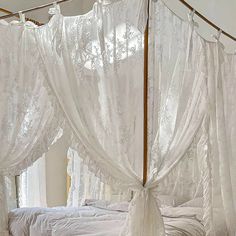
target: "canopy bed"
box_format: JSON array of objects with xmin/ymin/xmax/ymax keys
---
[{"xmin": 0, "ymin": 0, "xmax": 236, "ymax": 235}]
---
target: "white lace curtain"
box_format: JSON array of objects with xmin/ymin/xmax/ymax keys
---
[
  {"xmin": 150, "ymin": 2, "xmax": 236, "ymax": 235},
  {"xmin": 0, "ymin": 0, "xmax": 236, "ymax": 236},
  {"xmin": 33, "ymin": 1, "xmax": 207, "ymax": 235},
  {"xmin": 0, "ymin": 19, "xmax": 64, "ymax": 235},
  {"xmin": 67, "ymin": 148, "xmax": 131, "ymax": 207}
]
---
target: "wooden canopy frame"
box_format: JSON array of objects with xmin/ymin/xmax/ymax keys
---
[
  {"xmin": 0, "ymin": 0, "xmax": 235, "ymax": 41},
  {"xmin": 0, "ymin": 7, "xmax": 42, "ymax": 25},
  {"xmin": 143, "ymin": 0, "xmax": 150, "ymax": 186}
]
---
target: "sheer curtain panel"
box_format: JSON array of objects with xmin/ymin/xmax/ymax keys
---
[
  {"xmin": 35, "ymin": 1, "xmax": 207, "ymax": 235},
  {"xmin": 0, "ymin": 20, "xmax": 63, "ymax": 235}
]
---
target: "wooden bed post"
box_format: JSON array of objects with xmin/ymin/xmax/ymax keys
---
[{"xmin": 143, "ymin": 0, "xmax": 150, "ymax": 186}]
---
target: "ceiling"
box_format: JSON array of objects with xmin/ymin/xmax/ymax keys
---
[
  {"xmin": 0, "ymin": 0, "xmax": 235, "ymax": 52},
  {"xmin": 0, "ymin": 0, "xmax": 96, "ymax": 23}
]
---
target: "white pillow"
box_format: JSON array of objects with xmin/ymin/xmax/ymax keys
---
[
  {"xmin": 82, "ymin": 199, "xmax": 109, "ymax": 208},
  {"xmin": 158, "ymin": 195, "xmax": 186, "ymax": 207},
  {"xmin": 179, "ymin": 198, "xmax": 203, "ymax": 208},
  {"xmin": 107, "ymin": 202, "xmax": 129, "ymax": 212}
]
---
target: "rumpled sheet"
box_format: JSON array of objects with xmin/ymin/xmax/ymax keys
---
[
  {"xmin": 162, "ymin": 207, "xmax": 204, "ymax": 236},
  {"xmin": 9, "ymin": 206, "xmax": 225, "ymax": 236}
]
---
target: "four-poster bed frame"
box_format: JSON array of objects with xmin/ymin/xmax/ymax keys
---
[
  {"xmin": 0, "ymin": 0, "xmax": 235, "ymax": 205},
  {"xmin": 143, "ymin": 0, "xmax": 150, "ymax": 186}
]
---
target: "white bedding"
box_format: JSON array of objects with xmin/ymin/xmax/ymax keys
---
[
  {"xmin": 162, "ymin": 207, "xmax": 204, "ymax": 236},
  {"xmin": 51, "ymin": 215, "xmax": 126, "ymax": 236},
  {"xmin": 9, "ymin": 205, "xmax": 226, "ymax": 236}
]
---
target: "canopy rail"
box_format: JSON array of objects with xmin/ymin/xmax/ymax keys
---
[
  {"xmin": 0, "ymin": 8, "xmax": 12, "ymax": 14},
  {"xmin": 0, "ymin": 0, "xmax": 71, "ymax": 21},
  {"xmin": 0, "ymin": 0, "xmax": 235, "ymax": 42},
  {"xmin": 0, "ymin": 7, "xmax": 42, "ymax": 25},
  {"xmin": 178, "ymin": 0, "xmax": 236, "ymax": 41}
]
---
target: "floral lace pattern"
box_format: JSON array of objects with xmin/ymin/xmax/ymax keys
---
[{"xmin": 0, "ymin": 17, "xmax": 65, "ymax": 234}]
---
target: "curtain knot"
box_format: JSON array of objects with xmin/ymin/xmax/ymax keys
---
[
  {"xmin": 18, "ymin": 11, "xmax": 26, "ymax": 24},
  {"xmin": 135, "ymin": 186, "xmax": 151, "ymax": 199},
  {"xmin": 120, "ymin": 183, "xmax": 165, "ymax": 236},
  {"xmin": 212, "ymin": 29, "xmax": 225, "ymax": 49},
  {"xmin": 48, "ymin": 2, "xmax": 61, "ymax": 15},
  {"xmin": 188, "ymin": 9, "xmax": 199, "ymax": 28},
  {"xmin": 212, "ymin": 29, "xmax": 222, "ymax": 41}
]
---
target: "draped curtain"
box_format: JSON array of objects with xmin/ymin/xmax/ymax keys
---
[
  {"xmin": 206, "ymin": 42, "xmax": 236, "ymax": 235},
  {"xmin": 67, "ymin": 148, "xmax": 131, "ymax": 207},
  {"xmin": 35, "ymin": 3, "xmax": 147, "ymax": 235},
  {"xmin": 0, "ymin": 0, "xmax": 235, "ymax": 235},
  {"xmin": 67, "ymin": 148, "xmax": 112, "ymax": 206},
  {"xmin": 0, "ymin": 20, "xmax": 64, "ymax": 235},
  {"xmin": 34, "ymin": 1, "xmax": 208, "ymax": 235},
  {"xmin": 150, "ymin": 2, "xmax": 236, "ymax": 235}
]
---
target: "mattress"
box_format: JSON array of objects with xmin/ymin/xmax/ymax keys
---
[{"xmin": 9, "ymin": 204, "xmax": 226, "ymax": 236}]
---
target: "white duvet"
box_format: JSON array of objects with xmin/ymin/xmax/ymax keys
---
[{"xmin": 9, "ymin": 205, "xmax": 226, "ymax": 236}]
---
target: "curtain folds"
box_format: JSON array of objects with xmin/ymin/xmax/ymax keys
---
[
  {"xmin": 0, "ymin": 22, "xmax": 63, "ymax": 176},
  {"xmin": 206, "ymin": 42, "xmax": 236, "ymax": 235},
  {"xmin": 34, "ymin": 1, "xmax": 208, "ymax": 235},
  {"xmin": 36, "ymin": 0, "xmax": 145, "ymax": 189},
  {"xmin": 35, "ymin": 3, "xmax": 148, "ymax": 234},
  {"xmin": 0, "ymin": 0, "xmax": 235, "ymax": 235},
  {"xmin": 0, "ymin": 20, "xmax": 64, "ymax": 234},
  {"xmin": 67, "ymin": 148, "xmax": 131, "ymax": 207}
]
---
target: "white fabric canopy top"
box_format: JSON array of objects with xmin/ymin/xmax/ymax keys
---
[{"xmin": 0, "ymin": 0, "xmax": 236, "ymax": 235}]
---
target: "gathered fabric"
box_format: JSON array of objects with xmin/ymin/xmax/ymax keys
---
[{"xmin": 121, "ymin": 184, "xmax": 165, "ymax": 236}]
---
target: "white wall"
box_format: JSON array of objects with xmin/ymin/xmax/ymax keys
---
[{"xmin": 45, "ymin": 135, "xmax": 69, "ymax": 207}]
